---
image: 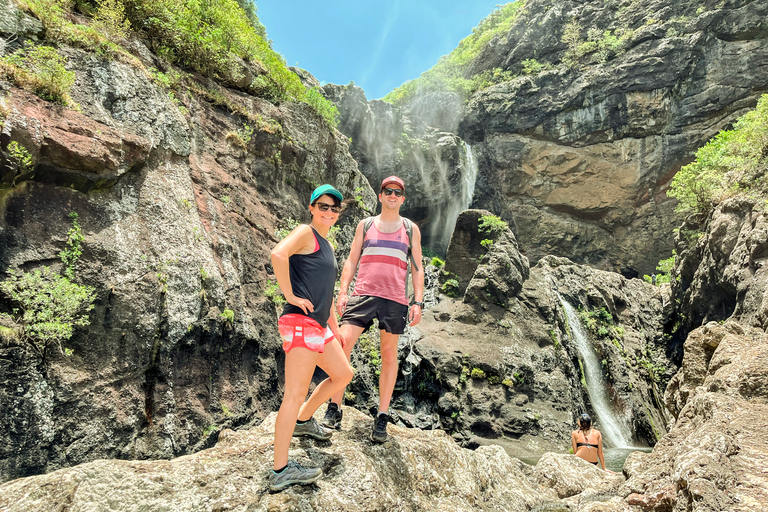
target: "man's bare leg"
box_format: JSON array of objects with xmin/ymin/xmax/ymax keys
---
[{"xmin": 377, "ymin": 330, "xmax": 400, "ymax": 413}]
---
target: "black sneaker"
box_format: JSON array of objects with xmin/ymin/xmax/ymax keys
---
[
  {"xmin": 371, "ymin": 412, "xmax": 389, "ymax": 443},
  {"xmin": 321, "ymin": 402, "xmax": 343, "ymax": 430}
]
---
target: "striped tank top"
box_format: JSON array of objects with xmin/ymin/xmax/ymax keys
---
[{"xmin": 352, "ymin": 219, "xmax": 409, "ymax": 305}]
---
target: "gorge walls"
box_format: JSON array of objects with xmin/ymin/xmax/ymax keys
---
[{"xmin": 330, "ymin": 0, "xmax": 768, "ymax": 277}]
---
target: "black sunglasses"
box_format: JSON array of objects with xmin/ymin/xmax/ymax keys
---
[
  {"xmin": 314, "ymin": 202, "xmax": 341, "ymax": 213},
  {"xmin": 382, "ymin": 188, "xmax": 404, "ymax": 197}
]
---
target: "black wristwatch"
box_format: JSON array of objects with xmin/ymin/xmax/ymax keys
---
[{"xmin": 412, "ymin": 301, "xmax": 424, "ymax": 307}]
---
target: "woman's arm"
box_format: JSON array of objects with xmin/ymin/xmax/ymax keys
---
[{"xmin": 271, "ymin": 224, "xmax": 315, "ymax": 314}]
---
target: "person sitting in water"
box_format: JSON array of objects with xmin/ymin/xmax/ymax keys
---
[{"xmin": 571, "ymin": 413, "xmax": 607, "ymax": 470}]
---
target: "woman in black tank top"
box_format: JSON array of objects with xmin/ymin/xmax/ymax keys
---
[{"xmin": 268, "ymin": 185, "xmax": 354, "ymax": 491}]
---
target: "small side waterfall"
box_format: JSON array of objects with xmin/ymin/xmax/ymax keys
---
[
  {"xmin": 560, "ymin": 297, "xmax": 633, "ymax": 448},
  {"xmin": 427, "ymin": 142, "xmax": 479, "ymax": 253}
]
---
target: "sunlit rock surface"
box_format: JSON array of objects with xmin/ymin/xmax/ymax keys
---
[{"xmin": 0, "ymin": 408, "xmax": 564, "ymax": 512}]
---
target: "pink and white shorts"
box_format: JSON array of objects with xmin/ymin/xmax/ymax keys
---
[{"xmin": 278, "ymin": 314, "xmax": 335, "ymax": 353}]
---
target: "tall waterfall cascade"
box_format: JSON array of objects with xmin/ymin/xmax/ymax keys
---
[
  {"xmin": 426, "ymin": 142, "xmax": 479, "ymax": 254},
  {"xmin": 560, "ymin": 297, "xmax": 634, "ymax": 448}
]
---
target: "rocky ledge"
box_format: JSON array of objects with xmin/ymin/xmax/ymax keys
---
[{"xmin": 0, "ymin": 407, "xmax": 606, "ymax": 512}]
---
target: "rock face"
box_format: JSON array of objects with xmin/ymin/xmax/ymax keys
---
[
  {"xmin": 671, "ymin": 197, "xmax": 768, "ymax": 338},
  {"xmin": 618, "ymin": 322, "xmax": 768, "ymax": 511},
  {"xmin": 328, "ymin": 0, "xmax": 768, "ymax": 276},
  {"xmin": 611, "ymin": 178, "xmax": 768, "ymax": 511},
  {"xmin": 356, "ymin": 210, "xmax": 675, "ymax": 458},
  {"xmin": 0, "ymin": 16, "xmax": 376, "ymax": 482},
  {"xmin": 461, "ymin": 0, "xmax": 768, "ymax": 276},
  {"xmin": 0, "ymin": 407, "xmax": 567, "ymax": 512}
]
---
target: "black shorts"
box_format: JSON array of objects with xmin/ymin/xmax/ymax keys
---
[{"xmin": 340, "ymin": 295, "xmax": 409, "ymax": 334}]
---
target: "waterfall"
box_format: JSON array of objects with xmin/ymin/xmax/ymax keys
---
[
  {"xmin": 560, "ymin": 297, "xmax": 633, "ymax": 448},
  {"xmin": 427, "ymin": 142, "xmax": 479, "ymax": 254}
]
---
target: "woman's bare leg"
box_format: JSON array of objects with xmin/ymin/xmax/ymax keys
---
[
  {"xmin": 298, "ymin": 339, "xmax": 354, "ymax": 421},
  {"xmin": 273, "ymin": 347, "xmax": 320, "ymax": 470}
]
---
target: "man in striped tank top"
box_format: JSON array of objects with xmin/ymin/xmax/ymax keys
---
[{"xmin": 323, "ymin": 176, "xmax": 425, "ymax": 443}]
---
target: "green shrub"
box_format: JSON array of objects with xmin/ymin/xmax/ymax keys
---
[
  {"xmin": 668, "ymin": 94, "xmax": 768, "ymax": 214},
  {"xmin": 93, "ymin": 0, "xmax": 131, "ymax": 40},
  {"xmin": 441, "ymin": 278, "xmax": 460, "ymax": 298},
  {"xmin": 478, "ymin": 214, "xmax": 507, "ymax": 235},
  {"xmin": 562, "ymin": 21, "xmax": 628, "ymax": 68},
  {"xmin": 220, "ymin": 308, "xmax": 234, "ymax": 322},
  {"xmin": 304, "ymin": 86, "xmax": 339, "ymax": 128},
  {"xmin": 233, "ymin": 0, "xmax": 267, "ymax": 41},
  {"xmin": 60, "ymin": 212, "xmax": 85, "ymax": 279},
  {"xmin": 226, "ymin": 122, "xmax": 253, "ymax": 149},
  {"xmin": 430, "ymin": 256, "xmax": 445, "ymax": 268},
  {"xmin": 0, "ymin": 213, "xmax": 95, "ymax": 359},
  {"xmin": 6, "ymin": 141, "xmax": 35, "ymax": 174},
  {"xmin": 0, "ymin": 267, "xmax": 95, "ymax": 357},
  {"xmin": 470, "ymin": 367, "xmax": 486, "ymax": 379},
  {"xmin": 274, "ymin": 218, "xmax": 300, "ymax": 240},
  {"xmin": 264, "ymin": 278, "xmax": 285, "ymax": 306},
  {"xmin": 521, "ymin": 58, "xmax": 552, "ymax": 75},
  {"xmin": 644, "ymin": 254, "xmax": 675, "ymax": 285},
  {"xmin": 1, "ymin": 44, "xmax": 76, "ymax": 106}
]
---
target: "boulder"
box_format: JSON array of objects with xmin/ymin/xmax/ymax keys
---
[
  {"xmin": 534, "ymin": 452, "xmax": 624, "ymax": 499},
  {"xmin": 0, "ymin": 407, "xmax": 562, "ymax": 512}
]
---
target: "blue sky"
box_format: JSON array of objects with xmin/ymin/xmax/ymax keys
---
[{"xmin": 255, "ymin": 1, "xmax": 507, "ymax": 100}]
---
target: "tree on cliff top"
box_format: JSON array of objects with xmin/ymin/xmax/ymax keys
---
[{"xmin": 668, "ymin": 94, "xmax": 768, "ymax": 214}]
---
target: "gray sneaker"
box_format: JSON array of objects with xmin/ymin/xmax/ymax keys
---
[
  {"xmin": 371, "ymin": 412, "xmax": 389, "ymax": 443},
  {"xmin": 321, "ymin": 402, "xmax": 343, "ymax": 430},
  {"xmin": 293, "ymin": 417, "xmax": 332, "ymax": 440},
  {"xmin": 269, "ymin": 460, "xmax": 322, "ymax": 492}
]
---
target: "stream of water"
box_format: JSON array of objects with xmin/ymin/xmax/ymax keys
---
[
  {"xmin": 560, "ymin": 297, "xmax": 634, "ymax": 448},
  {"xmin": 424, "ymin": 142, "xmax": 479, "ymax": 254}
]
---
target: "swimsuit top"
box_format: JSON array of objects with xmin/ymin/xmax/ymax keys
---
[{"xmin": 576, "ymin": 429, "xmax": 599, "ymax": 449}]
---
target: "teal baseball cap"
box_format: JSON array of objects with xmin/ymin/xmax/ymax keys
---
[{"xmin": 310, "ymin": 184, "xmax": 343, "ymax": 204}]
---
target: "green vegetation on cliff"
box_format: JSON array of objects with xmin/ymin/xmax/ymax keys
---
[
  {"xmin": 0, "ymin": 213, "xmax": 95, "ymax": 361},
  {"xmin": 9, "ymin": 0, "xmax": 338, "ymax": 126},
  {"xmin": 383, "ymin": 2, "xmax": 525, "ymax": 105},
  {"xmin": 668, "ymin": 94, "xmax": 768, "ymax": 214}
]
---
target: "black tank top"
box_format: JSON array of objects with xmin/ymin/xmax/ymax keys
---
[{"xmin": 280, "ymin": 226, "xmax": 338, "ymax": 328}]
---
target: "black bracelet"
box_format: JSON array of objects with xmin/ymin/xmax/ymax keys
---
[{"xmin": 412, "ymin": 301, "xmax": 424, "ymax": 307}]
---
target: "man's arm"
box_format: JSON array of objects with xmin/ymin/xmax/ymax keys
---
[
  {"xmin": 408, "ymin": 223, "xmax": 424, "ymax": 327},
  {"xmin": 336, "ymin": 219, "xmax": 365, "ymax": 316}
]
